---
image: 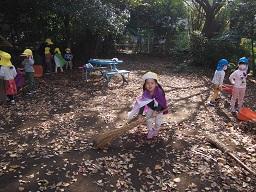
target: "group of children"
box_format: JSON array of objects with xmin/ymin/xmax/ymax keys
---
[
  {"xmin": 0, "ymin": 45, "xmax": 251, "ymax": 138},
  {"xmin": 43, "ymin": 38, "xmax": 73, "ymax": 74},
  {"xmin": 209, "ymin": 57, "xmax": 250, "ymax": 114},
  {"xmin": 128, "ymin": 57, "xmax": 251, "ymax": 140},
  {"xmin": 0, "ymin": 38, "xmax": 74, "ymax": 104},
  {"xmin": 0, "ymin": 51, "xmax": 17, "ymax": 104},
  {"xmin": 0, "ymin": 49, "xmax": 37, "ymax": 104}
]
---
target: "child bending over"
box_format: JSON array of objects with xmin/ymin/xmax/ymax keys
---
[{"xmin": 128, "ymin": 72, "xmax": 168, "ymax": 139}]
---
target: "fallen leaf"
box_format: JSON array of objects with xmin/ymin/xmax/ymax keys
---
[{"xmin": 173, "ymin": 178, "xmax": 181, "ymax": 183}]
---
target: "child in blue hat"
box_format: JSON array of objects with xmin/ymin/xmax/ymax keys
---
[
  {"xmin": 208, "ymin": 59, "xmax": 229, "ymax": 106},
  {"xmin": 229, "ymin": 57, "xmax": 249, "ymax": 113}
]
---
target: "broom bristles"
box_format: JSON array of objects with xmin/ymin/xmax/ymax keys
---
[{"xmin": 94, "ymin": 117, "xmax": 143, "ymax": 149}]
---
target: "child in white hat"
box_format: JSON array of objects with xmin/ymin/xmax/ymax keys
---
[
  {"xmin": 128, "ymin": 72, "xmax": 168, "ymax": 139},
  {"xmin": 64, "ymin": 48, "xmax": 73, "ymax": 70}
]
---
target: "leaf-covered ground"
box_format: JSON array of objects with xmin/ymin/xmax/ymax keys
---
[{"xmin": 0, "ymin": 55, "xmax": 256, "ymax": 192}]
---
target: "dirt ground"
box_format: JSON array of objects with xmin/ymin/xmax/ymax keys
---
[{"xmin": 0, "ymin": 55, "xmax": 256, "ymax": 192}]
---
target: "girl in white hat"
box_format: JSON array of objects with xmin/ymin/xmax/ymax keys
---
[{"xmin": 128, "ymin": 72, "xmax": 168, "ymax": 139}]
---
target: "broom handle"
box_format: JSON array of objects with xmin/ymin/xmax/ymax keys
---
[
  {"xmin": 227, "ymin": 152, "xmax": 256, "ymax": 176},
  {"xmin": 206, "ymin": 135, "xmax": 256, "ymax": 176},
  {"xmin": 126, "ymin": 115, "xmax": 146, "ymax": 130}
]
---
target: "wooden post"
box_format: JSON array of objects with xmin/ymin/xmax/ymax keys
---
[{"xmin": 206, "ymin": 135, "xmax": 256, "ymax": 176}]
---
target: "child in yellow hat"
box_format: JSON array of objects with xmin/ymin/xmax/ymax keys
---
[
  {"xmin": 45, "ymin": 38, "xmax": 54, "ymax": 45},
  {"xmin": 21, "ymin": 49, "xmax": 36, "ymax": 95},
  {"xmin": 38, "ymin": 38, "xmax": 54, "ymax": 74},
  {"xmin": 0, "ymin": 50, "xmax": 17, "ymax": 104},
  {"xmin": 54, "ymin": 48, "xmax": 66, "ymax": 73},
  {"xmin": 45, "ymin": 47, "xmax": 53, "ymax": 74}
]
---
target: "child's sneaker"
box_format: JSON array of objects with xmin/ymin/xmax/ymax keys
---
[
  {"xmin": 207, "ymin": 101, "xmax": 215, "ymax": 107},
  {"xmin": 147, "ymin": 129, "xmax": 154, "ymax": 139},
  {"xmin": 10, "ymin": 100, "xmax": 15, "ymax": 105}
]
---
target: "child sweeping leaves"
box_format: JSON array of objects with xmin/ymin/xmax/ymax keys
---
[
  {"xmin": 229, "ymin": 57, "xmax": 249, "ymax": 113},
  {"xmin": 208, "ymin": 59, "xmax": 229, "ymax": 106},
  {"xmin": 128, "ymin": 72, "xmax": 168, "ymax": 139}
]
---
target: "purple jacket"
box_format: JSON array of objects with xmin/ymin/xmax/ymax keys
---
[
  {"xmin": 142, "ymin": 86, "xmax": 168, "ymax": 113},
  {"xmin": 15, "ymin": 71, "xmax": 25, "ymax": 90}
]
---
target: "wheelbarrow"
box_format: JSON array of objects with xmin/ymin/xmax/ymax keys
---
[
  {"xmin": 237, "ymin": 108, "xmax": 256, "ymax": 122},
  {"xmin": 222, "ymin": 84, "xmax": 233, "ymax": 95}
]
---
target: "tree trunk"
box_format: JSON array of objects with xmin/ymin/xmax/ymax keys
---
[
  {"xmin": 193, "ymin": 0, "xmax": 225, "ymax": 38},
  {"xmin": 202, "ymin": 12, "xmax": 215, "ymax": 38},
  {"xmin": 64, "ymin": 14, "xmax": 71, "ymax": 48}
]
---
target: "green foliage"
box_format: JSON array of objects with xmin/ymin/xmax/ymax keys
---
[
  {"xmin": 186, "ymin": 0, "xmax": 256, "ymax": 74},
  {"xmin": 229, "ymin": 0, "xmax": 256, "ymax": 75},
  {"xmin": 189, "ymin": 31, "xmax": 249, "ymax": 68},
  {"xmin": 189, "ymin": 31, "xmax": 208, "ymax": 66},
  {"xmin": 186, "ymin": 0, "xmax": 228, "ymax": 38},
  {"xmin": 0, "ymin": 0, "xmax": 130, "ymax": 58},
  {"xmin": 0, "ymin": 0, "xmax": 189, "ymax": 59},
  {"xmin": 229, "ymin": 0, "xmax": 256, "ymax": 39},
  {"xmin": 129, "ymin": 0, "xmax": 187, "ymax": 33},
  {"xmin": 174, "ymin": 32, "xmax": 190, "ymax": 51},
  {"xmin": 125, "ymin": 0, "xmax": 187, "ymax": 55}
]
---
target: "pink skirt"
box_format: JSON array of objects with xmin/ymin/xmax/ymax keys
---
[{"xmin": 5, "ymin": 80, "xmax": 17, "ymax": 95}]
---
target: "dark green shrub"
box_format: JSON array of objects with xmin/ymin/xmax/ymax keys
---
[{"xmin": 189, "ymin": 31, "xmax": 250, "ymax": 69}]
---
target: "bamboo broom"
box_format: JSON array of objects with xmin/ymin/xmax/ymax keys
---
[
  {"xmin": 93, "ymin": 117, "xmax": 145, "ymax": 149},
  {"xmin": 206, "ymin": 135, "xmax": 256, "ymax": 176},
  {"xmin": 93, "ymin": 107, "xmax": 168, "ymax": 149}
]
